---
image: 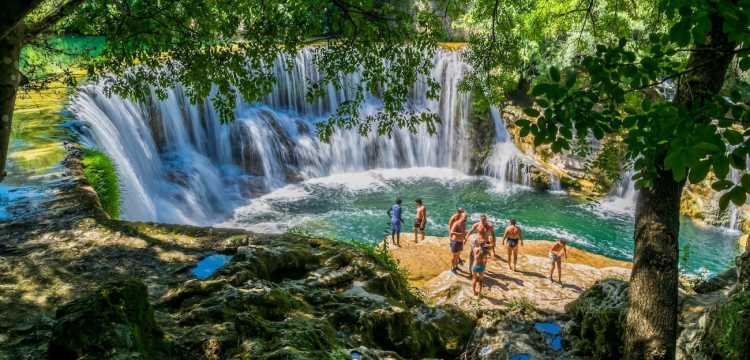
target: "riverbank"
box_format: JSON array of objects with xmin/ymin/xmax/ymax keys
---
[{"xmin": 385, "ymin": 235, "xmax": 631, "ymax": 313}]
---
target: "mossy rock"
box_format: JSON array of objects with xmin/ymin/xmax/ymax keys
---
[
  {"xmin": 564, "ymin": 278, "xmax": 628, "ymax": 359},
  {"xmin": 468, "ymin": 88, "xmax": 496, "ymax": 175},
  {"xmin": 48, "ymin": 279, "xmax": 163, "ymax": 360},
  {"xmin": 704, "ymin": 291, "xmax": 750, "ymax": 360}
]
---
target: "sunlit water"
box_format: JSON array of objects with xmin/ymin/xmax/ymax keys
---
[{"xmin": 219, "ymin": 168, "xmax": 739, "ymax": 275}]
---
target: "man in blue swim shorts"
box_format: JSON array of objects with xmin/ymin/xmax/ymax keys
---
[{"xmin": 387, "ymin": 198, "xmax": 404, "ymax": 247}]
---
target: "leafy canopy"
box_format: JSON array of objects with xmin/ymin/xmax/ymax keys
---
[
  {"xmin": 512, "ymin": 0, "xmax": 750, "ymax": 208},
  {"xmin": 22, "ymin": 0, "xmax": 445, "ymax": 141}
]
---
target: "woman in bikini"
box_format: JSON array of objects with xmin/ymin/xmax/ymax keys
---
[{"xmin": 548, "ymin": 239, "xmax": 568, "ymax": 284}]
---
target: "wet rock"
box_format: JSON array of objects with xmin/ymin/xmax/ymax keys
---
[
  {"xmin": 47, "ymin": 279, "xmax": 163, "ymax": 360},
  {"xmin": 460, "ymin": 310, "xmax": 556, "ymax": 359},
  {"xmin": 564, "ymin": 278, "xmax": 628, "ymax": 359},
  {"xmin": 694, "ymin": 268, "xmax": 737, "ymax": 294}
]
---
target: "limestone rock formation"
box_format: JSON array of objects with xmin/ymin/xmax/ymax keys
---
[
  {"xmin": 563, "ymin": 278, "xmax": 629, "ymax": 359},
  {"xmin": 47, "ymin": 279, "xmax": 163, "ymax": 360}
]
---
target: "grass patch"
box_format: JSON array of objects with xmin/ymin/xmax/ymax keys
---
[
  {"xmin": 506, "ymin": 295, "xmax": 537, "ymax": 315},
  {"xmin": 82, "ymin": 148, "xmax": 120, "ymax": 218}
]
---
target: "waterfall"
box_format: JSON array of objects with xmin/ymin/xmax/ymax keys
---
[
  {"xmin": 483, "ymin": 107, "xmax": 530, "ymax": 191},
  {"xmin": 70, "ymin": 48, "xmax": 530, "ymax": 224},
  {"xmin": 598, "ymin": 168, "xmax": 637, "ymax": 214}
]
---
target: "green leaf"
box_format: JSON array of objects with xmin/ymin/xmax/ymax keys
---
[
  {"xmin": 515, "ymin": 119, "xmax": 531, "ymax": 128},
  {"xmin": 689, "ymin": 161, "xmax": 711, "ymax": 184},
  {"xmin": 740, "ymin": 57, "xmax": 750, "ymax": 71},
  {"xmin": 672, "ymin": 166, "xmax": 686, "ymax": 182},
  {"xmin": 724, "ymin": 129, "xmax": 743, "ymax": 145},
  {"xmin": 523, "ymin": 108, "xmax": 540, "ymax": 117},
  {"xmin": 713, "ymin": 155, "xmax": 730, "ymax": 179},
  {"xmin": 536, "ymin": 99, "xmax": 550, "ymax": 108},
  {"xmin": 719, "ymin": 192, "xmax": 732, "ymax": 209},
  {"xmin": 694, "ymin": 142, "xmax": 720, "ymax": 154},
  {"xmin": 565, "ymin": 71, "xmax": 577, "ymax": 89},
  {"xmin": 741, "ymin": 174, "xmax": 750, "ymax": 190},
  {"xmin": 519, "ymin": 127, "xmax": 530, "ymax": 137},
  {"xmin": 549, "ymin": 66, "xmax": 561, "ymax": 82},
  {"xmin": 730, "ymin": 186, "xmax": 747, "ymax": 206},
  {"xmin": 712, "ymin": 179, "xmax": 734, "ymax": 191}
]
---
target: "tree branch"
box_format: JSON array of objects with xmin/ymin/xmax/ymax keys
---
[
  {"xmin": 23, "ymin": 0, "xmax": 87, "ymax": 42},
  {"xmin": 0, "ymin": 0, "xmax": 45, "ymax": 40}
]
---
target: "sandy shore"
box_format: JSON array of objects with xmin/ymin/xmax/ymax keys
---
[{"xmin": 384, "ymin": 235, "xmax": 631, "ymax": 313}]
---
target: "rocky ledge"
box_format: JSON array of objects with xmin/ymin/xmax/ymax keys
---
[
  {"xmin": 0, "ymin": 216, "xmax": 477, "ymax": 359},
  {"xmin": 386, "ymin": 236, "xmax": 631, "ymax": 314}
]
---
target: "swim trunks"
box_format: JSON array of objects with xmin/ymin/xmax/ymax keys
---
[
  {"xmin": 507, "ymin": 238, "xmax": 519, "ymax": 248},
  {"xmin": 414, "ymin": 219, "xmax": 426, "ymax": 230},
  {"xmin": 391, "ymin": 220, "xmax": 401, "ymax": 233},
  {"xmin": 450, "ymin": 240, "xmax": 463, "ymax": 253},
  {"xmin": 472, "ymin": 264, "xmax": 486, "ymax": 273},
  {"xmin": 549, "ymin": 252, "xmax": 561, "ymax": 263}
]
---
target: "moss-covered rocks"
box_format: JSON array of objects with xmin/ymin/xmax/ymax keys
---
[
  {"xmin": 47, "ymin": 279, "xmax": 163, "ymax": 359},
  {"xmin": 564, "ymin": 278, "xmax": 628, "ymax": 359}
]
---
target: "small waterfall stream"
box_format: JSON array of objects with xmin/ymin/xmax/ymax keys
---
[{"xmin": 71, "ymin": 49, "xmax": 530, "ymax": 224}]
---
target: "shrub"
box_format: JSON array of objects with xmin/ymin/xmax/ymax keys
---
[{"xmin": 82, "ymin": 148, "xmax": 120, "ymax": 218}]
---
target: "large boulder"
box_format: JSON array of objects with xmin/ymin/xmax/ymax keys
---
[
  {"xmin": 564, "ymin": 278, "xmax": 628, "ymax": 359},
  {"xmin": 701, "ymin": 291, "xmax": 750, "ymax": 360},
  {"xmin": 737, "ymin": 247, "xmax": 750, "ymax": 293},
  {"xmin": 47, "ymin": 279, "xmax": 163, "ymax": 359}
]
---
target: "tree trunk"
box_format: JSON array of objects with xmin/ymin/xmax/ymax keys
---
[
  {"xmin": 0, "ymin": 24, "xmax": 24, "ymax": 182},
  {"xmin": 623, "ymin": 3, "xmax": 736, "ymax": 359},
  {"xmin": 624, "ymin": 168, "xmax": 683, "ymax": 360}
]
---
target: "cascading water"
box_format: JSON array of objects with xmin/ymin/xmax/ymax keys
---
[
  {"xmin": 71, "ymin": 48, "xmax": 531, "ymax": 224},
  {"xmin": 484, "ymin": 107, "xmax": 531, "ymax": 191},
  {"xmin": 598, "ymin": 168, "xmax": 637, "ymax": 214}
]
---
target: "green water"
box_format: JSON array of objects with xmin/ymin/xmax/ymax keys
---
[{"xmin": 224, "ymin": 168, "xmax": 740, "ymax": 275}]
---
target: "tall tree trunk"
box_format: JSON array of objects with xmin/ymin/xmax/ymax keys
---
[
  {"xmin": 623, "ymin": 4, "xmax": 736, "ymax": 359},
  {"xmin": 624, "ymin": 168, "xmax": 683, "ymax": 360},
  {"xmin": 0, "ymin": 24, "xmax": 24, "ymax": 182}
]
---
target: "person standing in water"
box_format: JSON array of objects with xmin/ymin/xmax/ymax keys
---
[
  {"xmin": 548, "ymin": 239, "xmax": 568, "ymax": 284},
  {"xmin": 467, "ymin": 214, "xmax": 495, "ymax": 276},
  {"xmin": 502, "ymin": 218, "xmax": 523, "ymax": 271},
  {"xmin": 449, "ymin": 215, "xmax": 467, "ymax": 273},
  {"xmin": 413, "ymin": 199, "xmax": 427, "ymax": 243},
  {"xmin": 472, "ymin": 241, "xmax": 489, "ymax": 296},
  {"xmin": 387, "ymin": 198, "xmax": 404, "ymax": 247}
]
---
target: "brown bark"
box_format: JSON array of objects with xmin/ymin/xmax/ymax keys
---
[
  {"xmin": 0, "ymin": 25, "xmax": 24, "ymax": 182},
  {"xmin": 623, "ymin": 3, "xmax": 737, "ymax": 360}
]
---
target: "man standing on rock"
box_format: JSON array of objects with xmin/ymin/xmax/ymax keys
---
[
  {"xmin": 387, "ymin": 198, "xmax": 404, "ymax": 247},
  {"xmin": 448, "ymin": 208, "xmax": 467, "ymax": 265},
  {"xmin": 502, "ymin": 219, "xmax": 523, "ymax": 271},
  {"xmin": 449, "ymin": 214, "xmax": 467, "ymax": 273},
  {"xmin": 413, "ymin": 198, "xmax": 427, "ymax": 243},
  {"xmin": 467, "ymin": 214, "xmax": 495, "ymax": 276},
  {"xmin": 548, "ymin": 239, "xmax": 568, "ymax": 284}
]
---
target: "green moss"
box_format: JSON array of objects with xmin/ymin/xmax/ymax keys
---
[
  {"xmin": 48, "ymin": 279, "xmax": 164, "ymax": 359},
  {"xmin": 709, "ymin": 292, "xmax": 750, "ymax": 359},
  {"xmin": 468, "ymin": 88, "xmax": 496, "ymax": 175},
  {"xmin": 82, "ymin": 148, "xmax": 121, "ymax": 218},
  {"xmin": 565, "ymin": 279, "xmax": 628, "ymax": 359}
]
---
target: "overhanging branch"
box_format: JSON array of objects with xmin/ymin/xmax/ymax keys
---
[
  {"xmin": 23, "ymin": 0, "xmax": 87, "ymax": 42},
  {"xmin": 0, "ymin": 0, "xmax": 45, "ymax": 40}
]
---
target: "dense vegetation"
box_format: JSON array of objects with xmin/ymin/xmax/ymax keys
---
[{"xmin": 81, "ymin": 148, "xmax": 120, "ymax": 219}]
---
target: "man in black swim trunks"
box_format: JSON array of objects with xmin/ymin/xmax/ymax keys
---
[
  {"xmin": 502, "ymin": 218, "xmax": 523, "ymax": 271},
  {"xmin": 413, "ymin": 199, "xmax": 427, "ymax": 243}
]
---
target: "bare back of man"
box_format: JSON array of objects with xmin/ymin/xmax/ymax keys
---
[{"xmin": 502, "ymin": 219, "xmax": 523, "ymax": 271}]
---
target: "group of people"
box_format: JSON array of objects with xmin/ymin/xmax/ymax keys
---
[{"xmin": 388, "ymin": 198, "xmax": 568, "ymax": 297}]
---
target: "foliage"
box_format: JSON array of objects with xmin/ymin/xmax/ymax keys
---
[
  {"xmin": 709, "ymin": 292, "xmax": 750, "ymax": 360},
  {"xmin": 513, "ymin": 0, "xmax": 750, "ymax": 208},
  {"xmin": 82, "ymin": 148, "xmax": 120, "ymax": 218},
  {"xmin": 17, "ymin": 0, "xmax": 445, "ymax": 142},
  {"xmin": 458, "ymin": 0, "xmax": 665, "ymax": 103},
  {"xmin": 589, "ymin": 137, "xmax": 626, "ymax": 191}
]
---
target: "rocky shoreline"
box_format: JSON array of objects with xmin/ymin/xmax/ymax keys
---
[{"xmin": 385, "ymin": 236, "xmax": 631, "ymax": 314}]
